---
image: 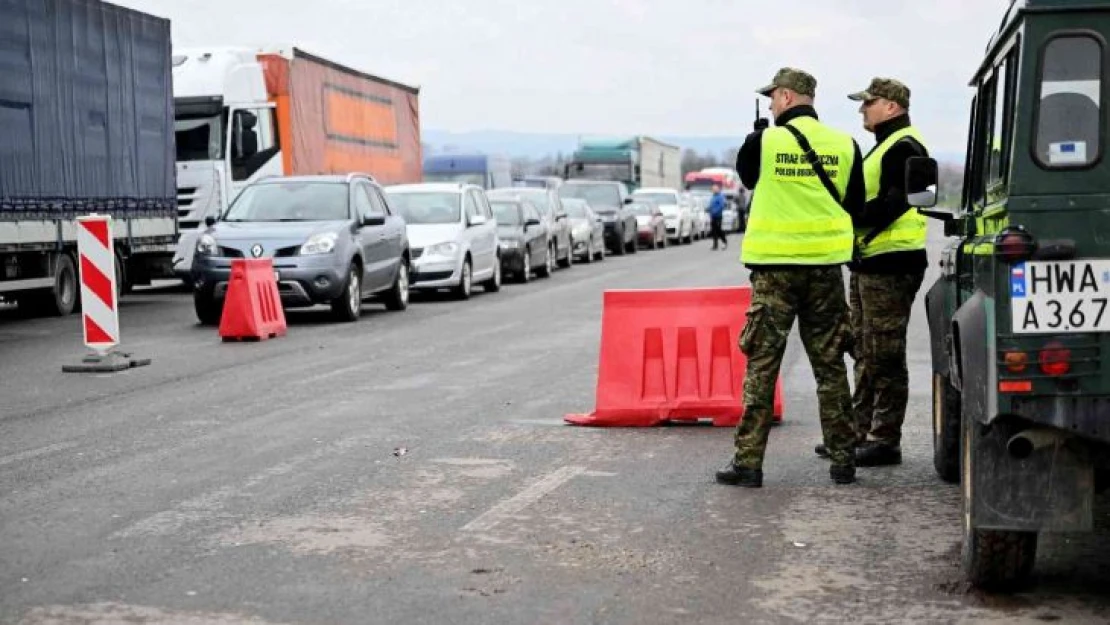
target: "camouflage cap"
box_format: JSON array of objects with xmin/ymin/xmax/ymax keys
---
[
  {"xmin": 756, "ymin": 67, "xmax": 817, "ymax": 98},
  {"xmin": 848, "ymin": 78, "xmax": 911, "ymax": 108}
]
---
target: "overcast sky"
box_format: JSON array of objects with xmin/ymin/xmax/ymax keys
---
[{"xmin": 116, "ymin": 0, "xmax": 1011, "ymax": 155}]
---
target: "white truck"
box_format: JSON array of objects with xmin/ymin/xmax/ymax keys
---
[
  {"xmin": 564, "ymin": 136, "xmax": 681, "ymax": 192},
  {"xmin": 171, "ymin": 46, "xmax": 423, "ymax": 280},
  {"xmin": 0, "ymin": 0, "xmax": 178, "ymax": 316}
]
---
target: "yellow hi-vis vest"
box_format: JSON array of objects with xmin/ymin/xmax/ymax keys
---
[
  {"xmin": 741, "ymin": 116, "xmax": 856, "ymax": 265},
  {"xmin": 855, "ymin": 126, "xmax": 928, "ymax": 258}
]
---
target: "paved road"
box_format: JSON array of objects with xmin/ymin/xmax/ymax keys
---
[{"xmin": 1, "ymin": 229, "xmax": 1108, "ymax": 625}]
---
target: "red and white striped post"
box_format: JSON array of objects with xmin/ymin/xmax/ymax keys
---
[
  {"xmin": 76, "ymin": 214, "xmax": 119, "ymax": 353},
  {"xmin": 62, "ymin": 214, "xmax": 150, "ymax": 372}
]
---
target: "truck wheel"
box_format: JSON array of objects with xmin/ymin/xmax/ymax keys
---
[
  {"xmin": 933, "ymin": 372, "xmax": 961, "ymax": 483},
  {"xmin": 27, "ymin": 252, "xmax": 78, "ymax": 317},
  {"xmin": 193, "ymin": 291, "xmax": 222, "ymax": 326},
  {"xmin": 961, "ymin": 412, "xmax": 1038, "ymax": 590}
]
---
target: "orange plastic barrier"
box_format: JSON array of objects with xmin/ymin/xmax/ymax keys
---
[
  {"xmin": 565, "ymin": 287, "xmax": 783, "ymax": 427},
  {"xmin": 219, "ymin": 259, "xmax": 287, "ymax": 342}
]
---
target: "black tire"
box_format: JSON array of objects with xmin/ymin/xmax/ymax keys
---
[
  {"xmin": 627, "ymin": 229, "xmax": 638, "ymax": 254},
  {"xmin": 961, "ymin": 410, "xmax": 1039, "ymax": 590},
  {"xmin": 613, "ymin": 230, "xmax": 626, "ymax": 256},
  {"xmin": 518, "ymin": 249, "xmax": 532, "ymax": 283},
  {"xmin": 933, "ymin": 372, "xmax": 961, "ymax": 483},
  {"xmin": 194, "ymin": 291, "xmax": 222, "ymax": 325},
  {"xmin": 26, "ymin": 252, "xmax": 79, "ymax": 317},
  {"xmin": 483, "ymin": 256, "xmax": 502, "ymax": 292},
  {"xmin": 330, "ymin": 263, "xmax": 362, "ymax": 322},
  {"xmin": 558, "ymin": 239, "xmax": 573, "ymax": 268},
  {"xmin": 454, "ymin": 259, "xmax": 473, "ymax": 300},
  {"xmin": 536, "ymin": 246, "xmax": 554, "ymax": 278},
  {"xmin": 383, "ymin": 261, "xmax": 410, "ymax": 311}
]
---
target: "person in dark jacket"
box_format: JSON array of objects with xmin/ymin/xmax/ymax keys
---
[
  {"xmin": 814, "ymin": 77, "xmax": 929, "ymax": 467},
  {"xmin": 706, "ymin": 184, "xmax": 728, "ymax": 250}
]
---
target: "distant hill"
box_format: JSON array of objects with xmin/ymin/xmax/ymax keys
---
[{"xmin": 422, "ymin": 128, "xmax": 965, "ymax": 165}]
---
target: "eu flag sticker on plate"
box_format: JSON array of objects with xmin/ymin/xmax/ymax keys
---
[{"xmin": 1011, "ymin": 263, "xmax": 1027, "ymax": 298}]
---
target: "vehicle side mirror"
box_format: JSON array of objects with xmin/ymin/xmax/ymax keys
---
[
  {"xmin": 468, "ymin": 214, "xmax": 488, "ymax": 227},
  {"xmin": 906, "ymin": 156, "xmax": 939, "ymax": 209},
  {"xmin": 363, "ymin": 214, "xmax": 386, "ymax": 227},
  {"xmin": 204, "ymin": 215, "xmax": 217, "ymax": 227},
  {"xmin": 555, "ymin": 212, "xmax": 567, "ymax": 220},
  {"xmin": 524, "ymin": 218, "xmax": 540, "ymax": 228},
  {"xmin": 623, "ymin": 197, "xmax": 633, "ymax": 205}
]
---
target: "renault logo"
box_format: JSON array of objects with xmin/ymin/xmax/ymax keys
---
[{"xmin": 250, "ymin": 244, "xmax": 263, "ymax": 258}]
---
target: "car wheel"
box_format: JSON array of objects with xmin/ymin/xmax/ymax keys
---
[
  {"xmin": 537, "ymin": 245, "xmax": 553, "ymax": 278},
  {"xmin": 454, "ymin": 259, "xmax": 473, "ymax": 300},
  {"xmin": 330, "ymin": 262, "xmax": 362, "ymax": 322},
  {"xmin": 584, "ymin": 240, "xmax": 594, "ymax": 264},
  {"xmin": 613, "ymin": 229, "xmax": 626, "ymax": 256},
  {"xmin": 193, "ymin": 290, "xmax": 222, "ymax": 326},
  {"xmin": 484, "ymin": 255, "xmax": 502, "ymax": 293},
  {"xmin": 384, "ymin": 260, "xmax": 409, "ymax": 311},
  {"xmin": 519, "ymin": 249, "xmax": 532, "ymax": 283}
]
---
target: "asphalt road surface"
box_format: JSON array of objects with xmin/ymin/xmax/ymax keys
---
[{"xmin": 2, "ymin": 227, "xmax": 1108, "ymax": 625}]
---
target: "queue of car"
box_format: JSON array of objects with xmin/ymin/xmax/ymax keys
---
[{"xmin": 189, "ymin": 172, "xmax": 729, "ymax": 324}]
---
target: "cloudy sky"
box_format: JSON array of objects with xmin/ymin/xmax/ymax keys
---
[{"xmin": 116, "ymin": 0, "xmax": 1011, "ymax": 155}]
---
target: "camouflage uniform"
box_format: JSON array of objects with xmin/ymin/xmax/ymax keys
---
[
  {"xmin": 850, "ymin": 271, "xmax": 924, "ymax": 446},
  {"xmin": 735, "ymin": 267, "xmax": 857, "ymax": 468}
]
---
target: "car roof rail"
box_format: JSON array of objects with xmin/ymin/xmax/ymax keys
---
[{"xmin": 346, "ymin": 172, "xmax": 377, "ymax": 184}]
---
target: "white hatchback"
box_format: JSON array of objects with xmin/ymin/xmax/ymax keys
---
[
  {"xmin": 384, "ymin": 183, "xmax": 501, "ymax": 299},
  {"xmin": 632, "ymin": 187, "xmax": 694, "ymax": 244}
]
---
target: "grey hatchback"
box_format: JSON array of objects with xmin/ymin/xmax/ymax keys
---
[{"xmin": 191, "ymin": 174, "xmax": 410, "ymax": 324}]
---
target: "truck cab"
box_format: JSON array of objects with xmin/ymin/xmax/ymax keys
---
[
  {"xmin": 171, "ymin": 48, "xmax": 284, "ymax": 277},
  {"xmin": 924, "ymin": 0, "xmax": 1110, "ymax": 590}
]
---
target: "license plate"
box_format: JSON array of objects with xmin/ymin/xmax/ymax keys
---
[{"xmin": 1010, "ymin": 260, "xmax": 1110, "ymax": 334}]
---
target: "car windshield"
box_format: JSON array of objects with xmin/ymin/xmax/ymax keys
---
[
  {"xmin": 223, "ymin": 182, "xmax": 349, "ymax": 222},
  {"xmin": 633, "ymin": 193, "xmax": 679, "ymax": 206},
  {"xmin": 175, "ymin": 114, "xmax": 224, "ymax": 162},
  {"xmin": 559, "ymin": 184, "xmax": 620, "ymax": 209},
  {"xmin": 627, "ymin": 203, "xmax": 654, "ymax": 216},
  {"xmin": 490, "ymin": 201, "xmax": 522, "ymax": 226},
  {"xmin": 385, "ymin": 192, "xmax": 461, "ymax": 224},
  {"xmin": 491, "ymin": 190, "xmax": 551, "ymax": 215},
  {"xmin": 564, "ymin": 202, "xmax": 588, "ymax": 219}
]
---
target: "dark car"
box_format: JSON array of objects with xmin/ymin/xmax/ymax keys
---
[
  {"xmin": 487, "ymin": 187, "xmax": 574, "ymax": 269},
  {"xmin": 191, "ymin": 173, "xmax": 410, "ymax": 324},
  {"xmin": 558, "ymin": 180, "xmax": 637, "ymax": 255},
  {"xmin": 489, "ymin": 197, "xmax": 552, "ymax": 282}
]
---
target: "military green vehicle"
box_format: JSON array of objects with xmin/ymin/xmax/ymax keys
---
[{"xmin": 914, "ymin": 0, "xmax": 1110, "ymax": 590}]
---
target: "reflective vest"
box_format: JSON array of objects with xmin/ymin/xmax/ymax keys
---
[
  {"xmin": 741, "ymin": 116, "xmax": 856, "ymax": 265},
  {"xmin": 855, "ymin": 126, "xmax": 928, "ymax": 258}
]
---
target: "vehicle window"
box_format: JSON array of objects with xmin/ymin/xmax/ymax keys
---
[
  {"xmin": 369, "ymin": 186, "xmax": 392, "ymax": 216},
  {"xmin": 464, "ymin": 191, "xmax": 481, "ymax": 220},
  {"xmin": 475, "ymin": 191, "xmax": 493, "ymax": 218},
  {"xmin": 364, "ymin": 186, "xmax": 387, "ymax": 217},
  {"xmin": 385, "ymin": 191, "xmax": 461, "ymax": 224},
  {"xmin": 1034, "ymin": 34, "xmax": 1102, "ymax": 169},
  {"xmin": 492, "ymin": 189, "xmax": 551, "ymax": 215},
  {"xmin": 223, "ymin": 182, "xmax": 348, "ymax": 222},
  {"xmin": 353, "ymin": 184, "xmax": 374, "ymax": 220},
  {"xmin": 524, "ymin": 203, "xmax": 540, "ymax": 222},
  {"xmin": 960, "ymin": 95, "xmax": 978, "ymax": 211},
  {"xmin": 490, "ymin": 201, "xmax": 521, "ymax": 226},
  {"xmin": 970, "ymin": 78, "xmax": 996, "ymax": 207},
  {"xmin": 230, "ymin": 108, "xmax": 278, "ymax": 182}
]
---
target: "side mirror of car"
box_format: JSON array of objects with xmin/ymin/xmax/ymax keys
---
[
  {"xmin": 555, "ymin": 212, "xmax": 567, "ymax": 220},
  {"xmin": 524, "ymin": 218, "xmax": 540, "ymax": 228},
  {"xmin": 468, "ymin": 214, "xmax": 488, "ymax": 227},
  {"xmin": 204, "ymin": 215, "xmax": 217, "ymax": 227},
  {"xmin": 623, "ymin": 197, "xmax": 633, "ymax": 205},
  {"xmin": 362, "ymin": 214, "xmax": 387, "ymax": 227}
]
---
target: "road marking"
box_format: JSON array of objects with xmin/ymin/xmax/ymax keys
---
[
  {"xmin": 461, "ymin": 465, "xmax": 585, "ymax": 533},
  {"xmin": 0, "ymin": 441, "xmax": 79, "ymax": 468}
]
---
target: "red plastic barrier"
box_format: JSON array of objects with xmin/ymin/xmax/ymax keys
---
[
  {"xmin": 565, "ymin": 287, "xmax": 783, "ymax": 427},
  {"xmin": 219, "ymin": 259, "xmax": 287, "ymax": 342}
]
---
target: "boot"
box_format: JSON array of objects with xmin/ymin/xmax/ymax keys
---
[
  {"xmin": 855, "ymin": 441, "xmax": 902, "ymax": 466},
  {"xmin": 830, "ymin": 464, "xmax": 856, "ymax": 484},
  {"xmin": 814, "ymin": 443, "xmax": 829, "ymax": 458},
  {"xmin": 715, "ymin": 461, "xmax": 763, "ymax": 488}
]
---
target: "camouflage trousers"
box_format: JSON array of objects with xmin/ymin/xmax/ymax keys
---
[
  {"xmin": 850, "ymin": 270, "xmax": 925, "ymax": 447},
  {"xmin": 734, "ymin": 267, "xmax": 856, "ymax": 468}
]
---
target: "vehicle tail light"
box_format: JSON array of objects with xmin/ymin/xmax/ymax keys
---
[
  {"xmin": 1003, "ymin": 351, "xmax": 1029, "ymax": 373},
  {"xmin": 994, "ymin": 226, "xmax": 1036, "ymax": 264},
  {"xmin": 1038, "ymin": 341, "xmax": 1071, "ymax": 376},
  {"xmin": 999, "ymin": 380, "xmax": 1032, "ymax": 393}
]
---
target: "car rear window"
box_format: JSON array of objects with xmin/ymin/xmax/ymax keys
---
[{"xmin": 1034, "ymin": 34, "xmax": 1102, "ymax": 169}]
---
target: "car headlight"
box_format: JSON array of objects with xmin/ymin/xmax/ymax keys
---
[
  {"xmin": 300, "ymin": 232, "xmax": 338, "ymax": 255},
  {"xmin": 196, "ymin": 233, "xmax": 217, "ymax": 256},
  {"xmin": 426, "ymin": 242, "xmax": 459, "ymax": 257},
  {"xmin": 500, "ymin": 239, "xmax": 520, "ymax": 249}
]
